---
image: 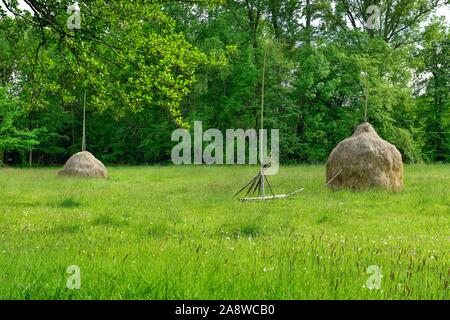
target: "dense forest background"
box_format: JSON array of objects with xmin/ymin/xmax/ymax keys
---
[{"xmin": 0, "ymin": 0, "xmax": 449, "ymax": 166}]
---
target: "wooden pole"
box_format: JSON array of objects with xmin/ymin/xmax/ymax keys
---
[
  {"xmin": 233, "ymin": 172, "xmax": 260, "ymax": 197},
  {"xmin": 260, "ymin": 43, "xmax": 267, "ymax": 197},
  {"xmin": 82, "ymin": 89, "xmax": 86, "ymax": 152},
  {"xmin": 364, "ymin": 84, "xmax": 368, "ymax": 122}
]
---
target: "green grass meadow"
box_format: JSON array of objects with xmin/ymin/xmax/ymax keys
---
[{"xmin": 0, "ymin": 165, "xmax": 448, "ymax": 299}]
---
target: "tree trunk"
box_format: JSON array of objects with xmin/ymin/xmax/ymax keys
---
[
  {"xmin": 305, "ymin": 0, "xmax": 311, "ymax": 44},
  {"xmin": 20, "ymin": 151, "xmax": 26, "ymax": 168},
  {"xmin": 72, "ymin": 106, "xmax": 75, "ymax": 144},
  {"xmin": 29, "ymin": 149, "xmax": 33, "ymax": 167}
]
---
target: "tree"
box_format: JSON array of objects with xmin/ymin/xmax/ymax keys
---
[
  {"xmin": 1, "ymin": 1, "xmax": 210, "ymax": 127},
  {"xmin": 415, "ymin": 19, "xmax": 450, "ymax": 161},
  {"xmin": 336, "ymin": 0, "xmax": 444, "ymax": 47},
  {"xmin": 0, "ymin": 86, "xmax": 40, "ymax": 165},
  {"xmin": 0, "ymin": 1, "xmax": 448, "ymax": 165}
]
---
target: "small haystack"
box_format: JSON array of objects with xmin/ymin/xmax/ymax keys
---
[
  {"xmin": 58, "ymin": 151, "xmax": 108, "ymax": 179},
  {"xmin": 326, "ymin": 122, "xmax": 403, "ymax": 192}
]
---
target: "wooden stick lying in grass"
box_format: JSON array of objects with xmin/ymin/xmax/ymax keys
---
[{"xmin": 319, "ymin": 169, "xmax": 343, "ymax": 191}]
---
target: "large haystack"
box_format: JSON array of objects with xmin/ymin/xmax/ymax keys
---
[
  {"xmin": 326, "ymin": 122, "xmax": 403, "ymax": 192},
  {"xmin": 58, "ymin": 151, "xmax": 108, "ymax": 179}
]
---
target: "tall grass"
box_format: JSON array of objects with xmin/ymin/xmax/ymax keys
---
[{"xmin": 0, "ymin": 165, "xmax": 448, "ymax": 299}]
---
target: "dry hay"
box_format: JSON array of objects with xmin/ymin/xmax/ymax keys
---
[
  {"xmin": 326, "ymin": 122, "xmax": 403, "ymax": 192},
  {"xmin": 58, "ymin": 151, "xmax": 108, "ymax": 179}
]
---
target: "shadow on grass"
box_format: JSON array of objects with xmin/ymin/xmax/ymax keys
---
[
  {"xmin": 49, "ymin": 223, "xmax": 83, "ymax": 235},
  {"xmin": 57, "ymin": 198, "xmax": 81, "ymax": 208},
  {"xmin": 91, "ymin": 214, "xmax": 129, "ymax": 227}
]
